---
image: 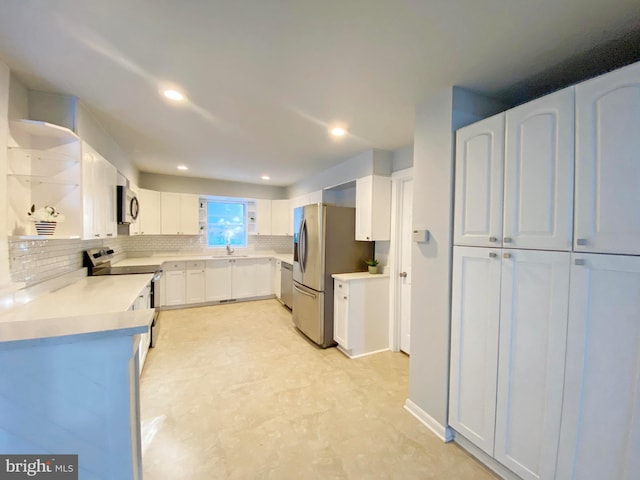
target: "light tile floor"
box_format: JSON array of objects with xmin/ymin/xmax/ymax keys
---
[{"xmin": 140, "ymin": 299, "xmax": 497, "ymax": 479}]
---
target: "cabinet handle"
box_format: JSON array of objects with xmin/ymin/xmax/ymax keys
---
[
  {"xmin": 338, "ymin": 284, "xmax": 342, "ymax": 288},
  {"xmin": 489, "ymin": 236, "xmax": 497, "ymax": 243},
  {"xmin": 344, "ymin": 296, "xmax": 347, "ymax": 300},
  {"xmin": 503, "ymin": 237, "xmax": 512, "ymax": 243},
  {"xmin": 576, "ymin": 238, "xmax": 587, "ymax": 246},
  {"xmin": 575, "ymin": 259, "xmax": 585, "ymax": 266},
  {"xmin": 489, "ymin": 252, "xmax": 497, "ymax": 258},
  {"xmin": 107, "ymin": 233, "xmax": 113, "ymax": 237},
  {"xmin": 95, "ymin": 234, "xmax": 100, "ymax": 237},
  {"xmin": 399, "ymin": 272, "xmax": 408, "ymax": 277},
  {"xmin": 503, "ymin": 253, "xmax": 511, "ymax": 259}
]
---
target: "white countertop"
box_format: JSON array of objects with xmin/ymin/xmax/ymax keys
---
[
  {"xmin": 332, "ymin": 272, "xmax": 390, "ymax": 281},
  {"xmin": 0, "ymin": 274, "xmax": 154, "ymax": 345},
  {"xmin": 113, "ymin": 253, "xmax": 294, "ymax": 268}
]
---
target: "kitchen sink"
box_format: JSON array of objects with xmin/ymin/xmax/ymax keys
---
[{"xmin": 210, "ymin": 255, "xmax": 249, "ymax": 258}]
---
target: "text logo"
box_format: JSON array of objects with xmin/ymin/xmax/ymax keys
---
[{"xmin": 0, "ymin": 455, "xmax": 77, "ymax": 479}]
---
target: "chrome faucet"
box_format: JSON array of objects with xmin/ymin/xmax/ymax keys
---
[{"xmin": 226, "ymin": 242, "xmax": 235, "ymax": 255}]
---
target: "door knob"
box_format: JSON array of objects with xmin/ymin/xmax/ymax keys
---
[{"xmin": 400, "ymin": 272, "xmax": 408, "ymax": 278}]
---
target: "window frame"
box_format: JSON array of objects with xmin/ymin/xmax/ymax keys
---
[{"xmin": 204, "ymin": 198, "xmax": 248, "ymax": 249}]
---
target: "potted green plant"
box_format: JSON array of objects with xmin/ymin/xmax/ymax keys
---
[{"xmin": 366, "ymin": 258, "xmax": 379, "ymax": 274}]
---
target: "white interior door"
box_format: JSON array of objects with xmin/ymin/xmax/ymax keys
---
[{"xmin": 399, "ymin": 178, "xmax": 413, "ymax": 354}]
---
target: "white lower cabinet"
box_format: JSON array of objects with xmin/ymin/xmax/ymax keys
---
[
  {"xmin": 494, "ymin": 249, "xmax": 570, "ymax": 480},
  {"xmin": 204, "ymin": 257, "xmax": 273, "ymax": 303},
  {"xmin": 130, "ymin": 282, "xmax": 152, "ymax": 373},
  {"xmin": 449, "ymin": 247, "xmax": 570, "ymax": 480},
  {"xmin": 185, "ymin": 261, "xmax": 205, "ymax": 304},
  {"xmin": 162, "ymin": 261, "xmax": 186, "ymax": 306},
  {"xmin": 332, "ymin": 274, "xmax": 389, "ymax": 358},
  {"xmin": 205, "ymin": 259, "xmax": 232, "ymax": 302},
  {"xmin": 449, "ymin": 246, "xmax": 502, "ymax": 454},
  {"xmin": 273, "ymin": 260, "xmax": 282, "ymax": 299},
  {"xmin": 555, "ymin": 253, "xmax": 640, "ymax": 480}
]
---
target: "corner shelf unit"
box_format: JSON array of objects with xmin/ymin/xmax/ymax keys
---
[{"xmin": 7, "ymin": 120, "xmax": 83, "ymax": 239}]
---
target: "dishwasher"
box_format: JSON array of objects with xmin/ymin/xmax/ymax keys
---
[{"xmin": 280, "ymin": 261, "xmax": 293, "ymax": 310}]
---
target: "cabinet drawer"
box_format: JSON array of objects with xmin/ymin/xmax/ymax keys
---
[
  {"xmin": 163, "ymin": 261, "xmax": 185, "ymax": 271},
  {"xmin": 186, "ymin": 260, "xmax": 205, "ymax": 270},
  {"xmin": 335, "ymin": 280, "xmax": 349, "ymax": 296},
  {"xmin": 206, "ymin": 259, "xmax": 232, "ymax": 268}
]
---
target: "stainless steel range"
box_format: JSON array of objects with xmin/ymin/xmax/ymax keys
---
[{"xmin": 84, "ymin": 248, "xmax": 162, "ymax": 347}]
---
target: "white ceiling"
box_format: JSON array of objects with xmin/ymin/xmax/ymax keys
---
[{"xmin": 0, "ymin": 0, "xmax": 638, "ymax": 186}]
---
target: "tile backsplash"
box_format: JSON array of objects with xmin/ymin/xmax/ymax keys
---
[{"xmin": 9, "ymin": 234, "xmax": 293, "ymax": 287}]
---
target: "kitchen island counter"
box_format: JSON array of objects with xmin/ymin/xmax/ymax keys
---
[{"xmin": 0, "ymin": 272, "xmax": 154, "ymax": 345}]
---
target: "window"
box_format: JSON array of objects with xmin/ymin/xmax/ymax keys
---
[{"xmin": 206, "ymin": 200, "xmax": 247, "ymax": 248}]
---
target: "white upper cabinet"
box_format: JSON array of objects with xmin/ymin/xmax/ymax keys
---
[
  {"xmin": 271, "ymin": 199, "xmax": 292, "ymax": 236},
  {"xmin": 494, "ymin": 249, "xmax": 570, "ymax": 480},
  {"xmin": 355, "ymin": 175, "xmax": 392, "ymax": 241},
  {"xmin": 574, "ymin": 62, "xmax": 640, "ymax": 254},
  {"xmin": 449, "ymin": 246, "xmax": 502, "ymax": 455},
  {"xmin": 454, "ymin": 114, "xmax": 505, "ymax": 247},
  {"xmin": 138, "ymin": 188, "xmax": 161, "ymax": 235},
  {"xmin": 557, "ymin": 253, "xmax": 640, "ymax": 480},
  {"xmin": 255, "ymin": 199, "xmax": 272, "ymax": 236},
  {"xmin": 161, "ymin": 192, "xmax": 200, "ymax": 235},
  {"xmin": 81, "ymin": 141, "xmax": 117, "ymax": 240},
  {"xmin": 504, "ymin": 88, "xmax": 574, "ymax": 251}
]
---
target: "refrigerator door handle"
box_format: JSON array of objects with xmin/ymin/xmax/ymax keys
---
[
  {"xmin": 300, "ymin": 218, "xmax": 307, "ymax": 273},
  {"xmin": 293, "ymin": 283, "xmax": 316, "ymax": 299}
]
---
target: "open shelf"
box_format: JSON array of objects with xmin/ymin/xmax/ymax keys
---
[
  {"xmin": 8, "ymin": 174, "xmax": 80, "ymax": 187},
  {"xmin": 10, "ymin": 119, "xmax": 80, "ymax": 141}
]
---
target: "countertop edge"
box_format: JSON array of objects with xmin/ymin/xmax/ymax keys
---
[{"xmin": 0, "ymin": 309, "xmax": 154, "ymax": 348}]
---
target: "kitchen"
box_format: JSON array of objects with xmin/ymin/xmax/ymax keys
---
[{"xmin": 1, "ymin": 2, "xmax": 640, "ymax": 479}]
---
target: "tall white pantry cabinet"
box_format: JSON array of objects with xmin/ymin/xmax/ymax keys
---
[{"xmin": 449, "ymin": 60, "xmax": 640, "ymax": 480}]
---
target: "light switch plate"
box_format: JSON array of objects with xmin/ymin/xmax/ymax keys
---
[{"xmin": 412, "ymin": 229, "xmax": 429, "ymax": 243}]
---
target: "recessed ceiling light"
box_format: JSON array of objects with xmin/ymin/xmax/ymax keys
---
[
  {"xmin": 177, "ymin": 165, "xmax": 188, "ymax": 171},
  {"xmin": 330, "ymin": 127, "xmax": 347, "ymax": 137},
  {"xmin": 261, "ymin": 175, "xmax": 271, "ymax": 180},
  {"xmin": 163, "ymin": 89, "xmax": 185, "ymax": 101}
]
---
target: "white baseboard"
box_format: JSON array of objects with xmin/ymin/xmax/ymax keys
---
[
  {"xmin": 403, "ymin": 399, "xmax": 453, "ymax": 442},
  {"xmin": 343, "ymin": 347, "xmax": 390, "ymax": 359},
  {"xmin": 453, "ymin": 431, "xmax": 520, "ymax": 480}
]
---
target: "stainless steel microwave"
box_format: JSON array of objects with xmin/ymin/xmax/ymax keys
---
[{"xmin": 116, "ymin": 186, "xmax": 139, "ymax": 224}]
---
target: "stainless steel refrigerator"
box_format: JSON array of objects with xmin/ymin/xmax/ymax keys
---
[{"xmin": 292, "ymin": 203, "xmax": 373, "ymax": 347}]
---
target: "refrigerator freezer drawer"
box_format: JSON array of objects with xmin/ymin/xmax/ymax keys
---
[{"xmin": 292, "ymin": 282, "xmax": 326, "ymax": 346}]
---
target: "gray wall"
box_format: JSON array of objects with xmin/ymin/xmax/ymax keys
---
[
  {"xmin": 287, "ymin": 148, "xmax": 394, "ymax": 198},
  {"xmin": 139, "ymin": 172, "xmax": 287, "ymax": 199},
  {"xmin": 409, "ymin": 87, "xmax": 504, "ymax": 431},
  {"xmin": 392, "ymin": 145, "xmax": 413, "ymax": 172},
  {"xmin": 27, "ymin": 90, "xmax": 139, "ymax": 184}
]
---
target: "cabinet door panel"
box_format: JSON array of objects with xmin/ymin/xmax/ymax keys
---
[
  {"xmin": 355, "ymin": 176, "xmax": 373, "ymax": 241},
  {"xmin": 139, "ymin": 189, "xmax": 161, "ymax": 235},
  {"xmin": 449, "ymin": 246, "xmax": 502, "ymax": 455},
  {"xmin": 333, "ymin": 283, "xmax": 349, "ymax": 349},
  {"xmin": 494, "ymin": 250, "xmax": 570, "ymax": 480},
  {"xmin": 232, "ymin": 259, "xmax": 257, "ymax": 298},
  {"xmin": 454, "ymin": 114, "xmax": 505, "ymax": 247},
  {"xmin": 575, "ymin": 62, "xmax": 640, "ymax": 254},
  {"xmin": 164, "ymin": 270, "xmax": 185, "ymax": 306},
  {"xmin": 205, "ymin": 260, "xmax": 232, "ymax": 301},
  {"xmin": 160, "ymin": 192, "xmax": 180, "ymax": 234},
  {"xmin": 180, "ymin": 194, "xmax": 201, "ymax": 234},
  {"xmin": 556, "ymin": 254, "xmax": 640, "ymax": 480},
  {"xmin": 186, "ymin": 269, "xmax": 205, "ymax": 304},
  {"xmin": 504, "ymin": 88, "xmax": 573, "ymax": 250}
]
